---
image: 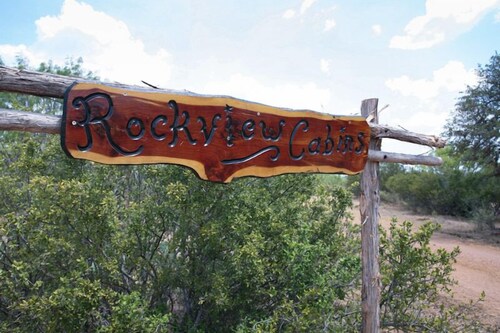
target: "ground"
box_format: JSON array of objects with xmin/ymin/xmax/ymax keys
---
[{"xmin": 353, "ymin": 200, "xmax": 500, "ymax": 327}]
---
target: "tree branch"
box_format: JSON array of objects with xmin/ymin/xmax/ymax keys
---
[
  {"xmin": 0, "ymin": 108, "xmax": 61, "ymax": 134},
  {"xmin": 0, "ymin": 66, "xmax": 74, "ymax": 98},
  {"xmin": 370, "ymin": 123, "xmax": 446, "ymax": 148},
  {"xmin": 368, "ymin": 150, "xmax": 442, "ymax": 166}
]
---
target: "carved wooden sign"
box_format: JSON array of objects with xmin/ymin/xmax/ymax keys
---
[{"xmin": 61, "ymin": 83, "xmax": 370, "ymax": 182}]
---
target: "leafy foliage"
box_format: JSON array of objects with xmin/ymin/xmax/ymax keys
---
[
  {"xmin": 0, "ymin": 134, "xmax": 359, "ymax": 332},
  {"xmin": 383, "ymin": 148, "xmax": 499, "ymax": 229},
  {"xmin": 379, "ymin": 220, "xmax": 495, "ymax": 332},
  {"xmin": 380, "ymin": 221, "xmax": 459, "ymax": 330},
  {"xmin": 445, "ymin": 52, "xmax": 500, "ymax": 176}
]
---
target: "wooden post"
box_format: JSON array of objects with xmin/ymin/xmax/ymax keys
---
[{"xmin": 360, "ymin": 99, "xmax": 381, "ymax": 333}]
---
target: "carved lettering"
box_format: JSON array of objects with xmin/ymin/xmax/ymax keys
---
[
  {"xmin": 260, "ymin": 120, "xmax": 285, "ymax": 141},
  {"xmin": 168, "ymin": 100, "xmax": 197, "ymax": 147},
  {"xmin": 198, "ymin": 114, "xmax": 221, "ymax": 146},
  {"xmin": 151, "ymin": 115, "xmax": 168, "ymax": 141},
  {"xmin": 323, "ymin": 125, "xmax": 334, "ymax": 156},
  {"xmin": 63, "ymin": 83, "xmax": 370, "ymax": 182},
  {"xmin": 289, "ymin": 120, "xmax": 309, "ymax": 160},
  {"xmin": 224, "ymin": 104, "xmax": 235, "ymax": 147},
  {"xmin": 356, "ymin": 132, "xmax": 366, "ymax": 155},
  {"xmin": 242, "ymin": 119, "xmax": 256, "ymax": 140},
  {"xmin": 127, "ymin": 118, "xmax": 145, "ymax": 140},
  {"xmin": 308, "ymin": 137, "xmax": 321, "ymax": 155},
  {"xmin": 71, "ymin": 93, "xmax": 143, "ymax": 156}
]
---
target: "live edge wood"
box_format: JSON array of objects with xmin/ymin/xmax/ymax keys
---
[{"xmin": 61, "ymin": 83, "xmax": 370, "ymax": 183}]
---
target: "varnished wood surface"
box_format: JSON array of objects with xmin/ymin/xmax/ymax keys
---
[{"xmin": 62, "ymin": 83, "xmax": 370, "ymax": 182}]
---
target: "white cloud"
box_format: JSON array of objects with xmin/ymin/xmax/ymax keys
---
[
  {"xmin": 283, "ymin": 0, "xmax": 317, "ymax": 19},
  {"xmin": 0, "ymin": 44, "xmax": 37, "ymax": 65},
  {"xmin": 382, "ymin": 106, "xmax": 450, "ymax": 155},
  {"xmin": 323, "ymin": 19, "xmax": 336, "ymax": 32},
  {"xmin": 372, "ymin": 24, "xmax": 382, "ymax": 36},
  {"xmin": 300, "ymin": 0, "xmax": 317, "ymax": 15},
  {"xmin": 495, "ymin": 10, "xmax": 500, "ymax": 21},
  {"xmin": 202, "ymin": 73, "xmax": 331, "ymax": 112},
  {"xmin": 282, "ymin": 9, "xmax": 296, "ymax": 19},
  {"xmin": 390, "ymin": 0, "xmax": 500, "ymax": 49},
  {"xmin": 0, "ymin": 0, "xmax": 173, "ymax": 86},
  {"xmin": 385, "ymin": 61, "xmax": 477, "ymax": 100},
  {"xmin": 389, "ymin": 109, "xmax": 448, "ymax": 135},
  {"xmin": 320, "ymin": 58, "xmax": 331, "ymax": 74}
]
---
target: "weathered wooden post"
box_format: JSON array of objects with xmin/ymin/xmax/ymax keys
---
[{"xmin": 360, "ymin": 99, "xmax": 381, "ymax": 332}]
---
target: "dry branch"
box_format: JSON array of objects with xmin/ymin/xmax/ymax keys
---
[
  {"xmin": 370, "ymin": 123, "xmax": 445, "ymax": 148},
  {"xmin": 0, "ymin": 108, "xmax": 61, "ymax": 134},
  {"xmin": 0, "ymin": 66, "xmax": 73, "ymax": 98},
  {"xmin": 368, "ymin": 150, "xmax": 442, "ymax": 166}
]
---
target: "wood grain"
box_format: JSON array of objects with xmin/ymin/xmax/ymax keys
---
[
  {"xmin": 368, "ymin": 150, "xmax": 442, "ymax": 166},
  {"xmin": 370, "ymin": 123, "xmax": 445, "ymax": 148},
  {"xmin": 360, "ymin": 99, "xmax": 381, "ymax": 333},
  {"xmin": 62, "ymin": 83, "xmax": 370, "ymax": 182},
  {"xmin": 0, "ymin": 108, "xmax": 61, "ymax": 134}
]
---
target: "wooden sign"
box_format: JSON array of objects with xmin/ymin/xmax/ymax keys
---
[{"xmin": 61, "ymin": 83, "xmax": 370, "ymax": 182}]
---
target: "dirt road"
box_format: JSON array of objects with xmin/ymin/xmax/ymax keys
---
[
  {"xmin": 355, "ymin": 202, "xmax": 500, "ymax": 326},
  {"xmin": 432, "ymin": 233, "xmax": 500, "ymax": 325}
]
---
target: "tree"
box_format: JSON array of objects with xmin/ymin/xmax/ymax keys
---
[
  {"xmin": 443, "ymin": 52, "xmax": 500, "ymax": 227},
  {"xmin": 445, "ymin": 52, "xmax": 500, "ymax": 176}
]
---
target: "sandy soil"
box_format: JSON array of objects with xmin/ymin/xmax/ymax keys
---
[{"xmin": 353, "ymin": 201, "xmax": 500, "ymax": 327}]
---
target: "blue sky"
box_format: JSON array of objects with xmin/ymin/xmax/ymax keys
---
[{"xmin": 1, "ymin": 0, "xmax": 499, "ymax": 154}]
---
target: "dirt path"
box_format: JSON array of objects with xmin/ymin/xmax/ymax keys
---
[
  {"xmin": 354, "ymin": 201, "xmax": 500, "ymax": 326},
  {"xmin": 432, "ymin": 233, "xmax": 500, "ymax": 325}
]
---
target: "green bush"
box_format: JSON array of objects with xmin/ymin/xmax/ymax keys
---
[
  {"xmin": 0, "ymin": 135, "xmax": 361, "ymax": 332},
  {"xmin": 383, "ymin": 148, "xmax": 499, "ymax": 226},
  {"xmin": 380, "ymin": 220, "xmax": 494, "ymax": 332}
]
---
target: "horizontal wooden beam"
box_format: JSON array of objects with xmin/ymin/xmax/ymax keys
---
[
  {"xmin": 0, "ymin": 66, "xmax": 73, "ymax": 98},
  {"xmin": 0, "ymin": 65, "xmax": 204, "ymax": 98},
  {"xmin": 368, "ymin": 150, "xmax": 442, "ymax": 166},
  {"xmin": 0, "ymin": 108, "xmax": 61, "ymax": 134},
  {"xmin": 370, "ymin": 123, "xmax": 445, "ymax": 148}
]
